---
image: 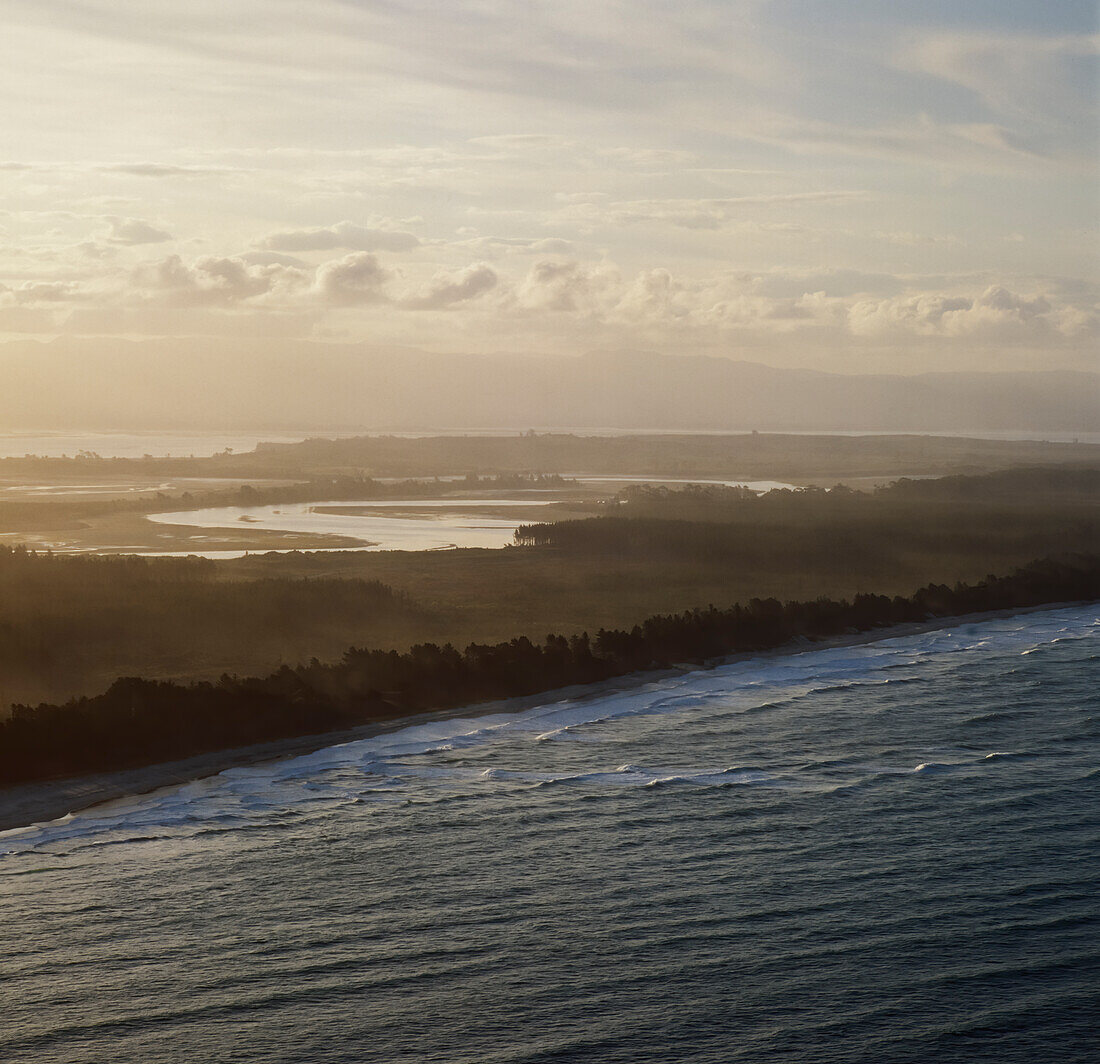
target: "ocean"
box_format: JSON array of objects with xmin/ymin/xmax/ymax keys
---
[{"xmin": 2, "ymin": 606, "xmax": 1098, "ymax": 1063}]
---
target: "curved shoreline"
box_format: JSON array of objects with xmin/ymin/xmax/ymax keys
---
[{"xmin": 0, "ymin": 600, "xmax": 1090, "ymax": 835}]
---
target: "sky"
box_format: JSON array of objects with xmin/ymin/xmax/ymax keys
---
[{"xmin": 0, "ymin": 0, "xmax": 1096, "ymax": 374}]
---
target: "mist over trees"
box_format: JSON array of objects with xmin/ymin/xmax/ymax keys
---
[
  {"xmin": 0, "ymin": 547, "xmax": 423, "ymax": 707},
  {"xmin": 514, "ymin": 468, "xmax": 1100, "ymax": 566},
  {"xmin": 2, "ymin": 555, "xmax": 1096, "ymax": 787}
]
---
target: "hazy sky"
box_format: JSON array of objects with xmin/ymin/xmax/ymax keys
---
[{"xmin": 1, "ymin": 1, "xmax": 1096, "ymax": 372}]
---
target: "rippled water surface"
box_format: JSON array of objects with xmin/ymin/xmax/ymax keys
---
[{"xmin": 3, "ymin": 606, "xmax": 1098, "ymax": 1063}]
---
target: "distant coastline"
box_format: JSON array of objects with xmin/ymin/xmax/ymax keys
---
[
  {"xmin": 3, "ymin": 426, "xmax": 1100, "ymax": 461},
  {"xmin": 1, "ymin": 599, "xmax": 1091, "ymax": 836}
]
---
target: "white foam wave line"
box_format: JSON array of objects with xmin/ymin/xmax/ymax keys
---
[{"xmin": 3, "ymin": 604, "xmax": 1097, "ymax": 855}]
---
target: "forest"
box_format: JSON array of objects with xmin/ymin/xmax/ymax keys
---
[
  {"xmin": 2, "ymin": 465, "xmax": 1098, "ymax": 710},
  {"xmin": 0, "ymin": 547, "xmax": 424, "ymax": 708},
  {"xmin": 515, "ymin": 467, "xmax": 1100, "ymax": 566},
  {"xmin": 2, "ymin": 554, "xmax": 1096, "ymax": 787}
]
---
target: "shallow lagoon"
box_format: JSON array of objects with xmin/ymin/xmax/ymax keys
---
[
  {"xmin": 147, "ymin": 497, "xmax": 560, "ymax": 554},
  {"xmin": 144, "ymin": 479, "xmax": 796, "ymax": 557}
]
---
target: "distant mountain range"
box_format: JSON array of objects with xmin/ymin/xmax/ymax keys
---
[{"xmin": 1, "ymin": 338, "xmax": 1097, "ymax": 432}]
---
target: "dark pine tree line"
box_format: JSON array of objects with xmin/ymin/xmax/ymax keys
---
[{"xmin": 1, "ymin": 554, "xmax": 1098, "ymax": 787}]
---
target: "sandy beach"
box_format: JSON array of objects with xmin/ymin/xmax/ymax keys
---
[{"xmin": 1, "ymin": 601, "xmax": 1085, "ymax": 834}]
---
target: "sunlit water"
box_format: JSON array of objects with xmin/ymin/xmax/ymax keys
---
[
  {"xmin": 147, "ymin": 497, "xmax": 546, "ymax": 554},
  {"xmin": 142, "ymin": 481, "xmax": 793, "ymax": 557},
  {"xmin": 2, "ymin": 605, "xmax": 1098, "ymax": 1062}
]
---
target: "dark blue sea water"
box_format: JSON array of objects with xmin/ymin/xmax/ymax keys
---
[{"xmin": 3, "ymin": 606, "xmax": 1098, "ymax": 1063}]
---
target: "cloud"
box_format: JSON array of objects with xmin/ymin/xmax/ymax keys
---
[
  {"xmin": 401, "ymin": 263, "xmax": 498, "ymax": 309},
  {"xmin": 615, "ymin": 268, "xmax": 685, "ymax": 323},
  {"xmin": 597, "ymin": 147, "xmax": 698, "ymax": 167},
  {"xmin": 104, "ymin": 217, "xmax": 174, "ymax": 245},
  {"xmin": 469, "ymin": 134, "xmax": 574, "ymax": 150},
  {"xmin": 516, "ymin": 260, "xmax": 622, "ymax": 314},
  {"xmin": 258, "ymin": 221, "xmax": 420, "ymax": 253},
  {"xmin": 553, "ymin": 192, "xmax": 608, "ymax": 204},
  {"xmin": 2, "ymin": 1, "xmax": 1091, "ymax": 375},
  {"xmin": 0, "ymin": 161, "xmax": 239, "ymax": 180},
  {"xmin": 130, "ymin": 254, "xmax": 308, "ymax": 307},
  {"xmin": 875, "ymin": 231, "xmax": 964, "ymax": 248},
  {"xmin": 128, "ymin": 250, "xmax": 491, "ymax": 311},
  {"xmin": 11, "ymin": 281, "xmax": 83, "ymax": 303},
  {"xmin": 553, "ymin": 192, "xmax": 870, "ymax": 231},
  {"xmin": 902, "ymin": 33, "xmax": 1099, "ymax": 160},
  {"xmin": 213, "ymin": 146, "xmax": 463, "ymax": 167},
  {"xmin": 504, "ymin": 263, "xmax": 1097, "ymax": 350},
  {"xmin": 846, "ymin": 284, "xmax": 1090, "ymax": 342},
  {"xmin": 75, "ymin": 241, "xmax": 117, "ymax": 260},
  {"xmin": 528, "ymin": 238, "xmax": 575, "ymax": 254},
  {"xmin": 750, "ymin": 269, "xmax": 907, "ymax": 299},
  {"xmin": 447, "ymin": 235, "xmax": 576, "ymax": 257},
  {"xmin": 6, "ymin": 239, "xmax": 1093, "ymax": 363},
  {"xmin": 98, "ymin": 163, "xmax": 235, "ymax": 177},
  {"xmin": 237, "ymin": 250, "xmax": 312, "ymax": 269},
  {"xmin": 312, "ymin": 252, "xmax": 393, "ymax": 305}
]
